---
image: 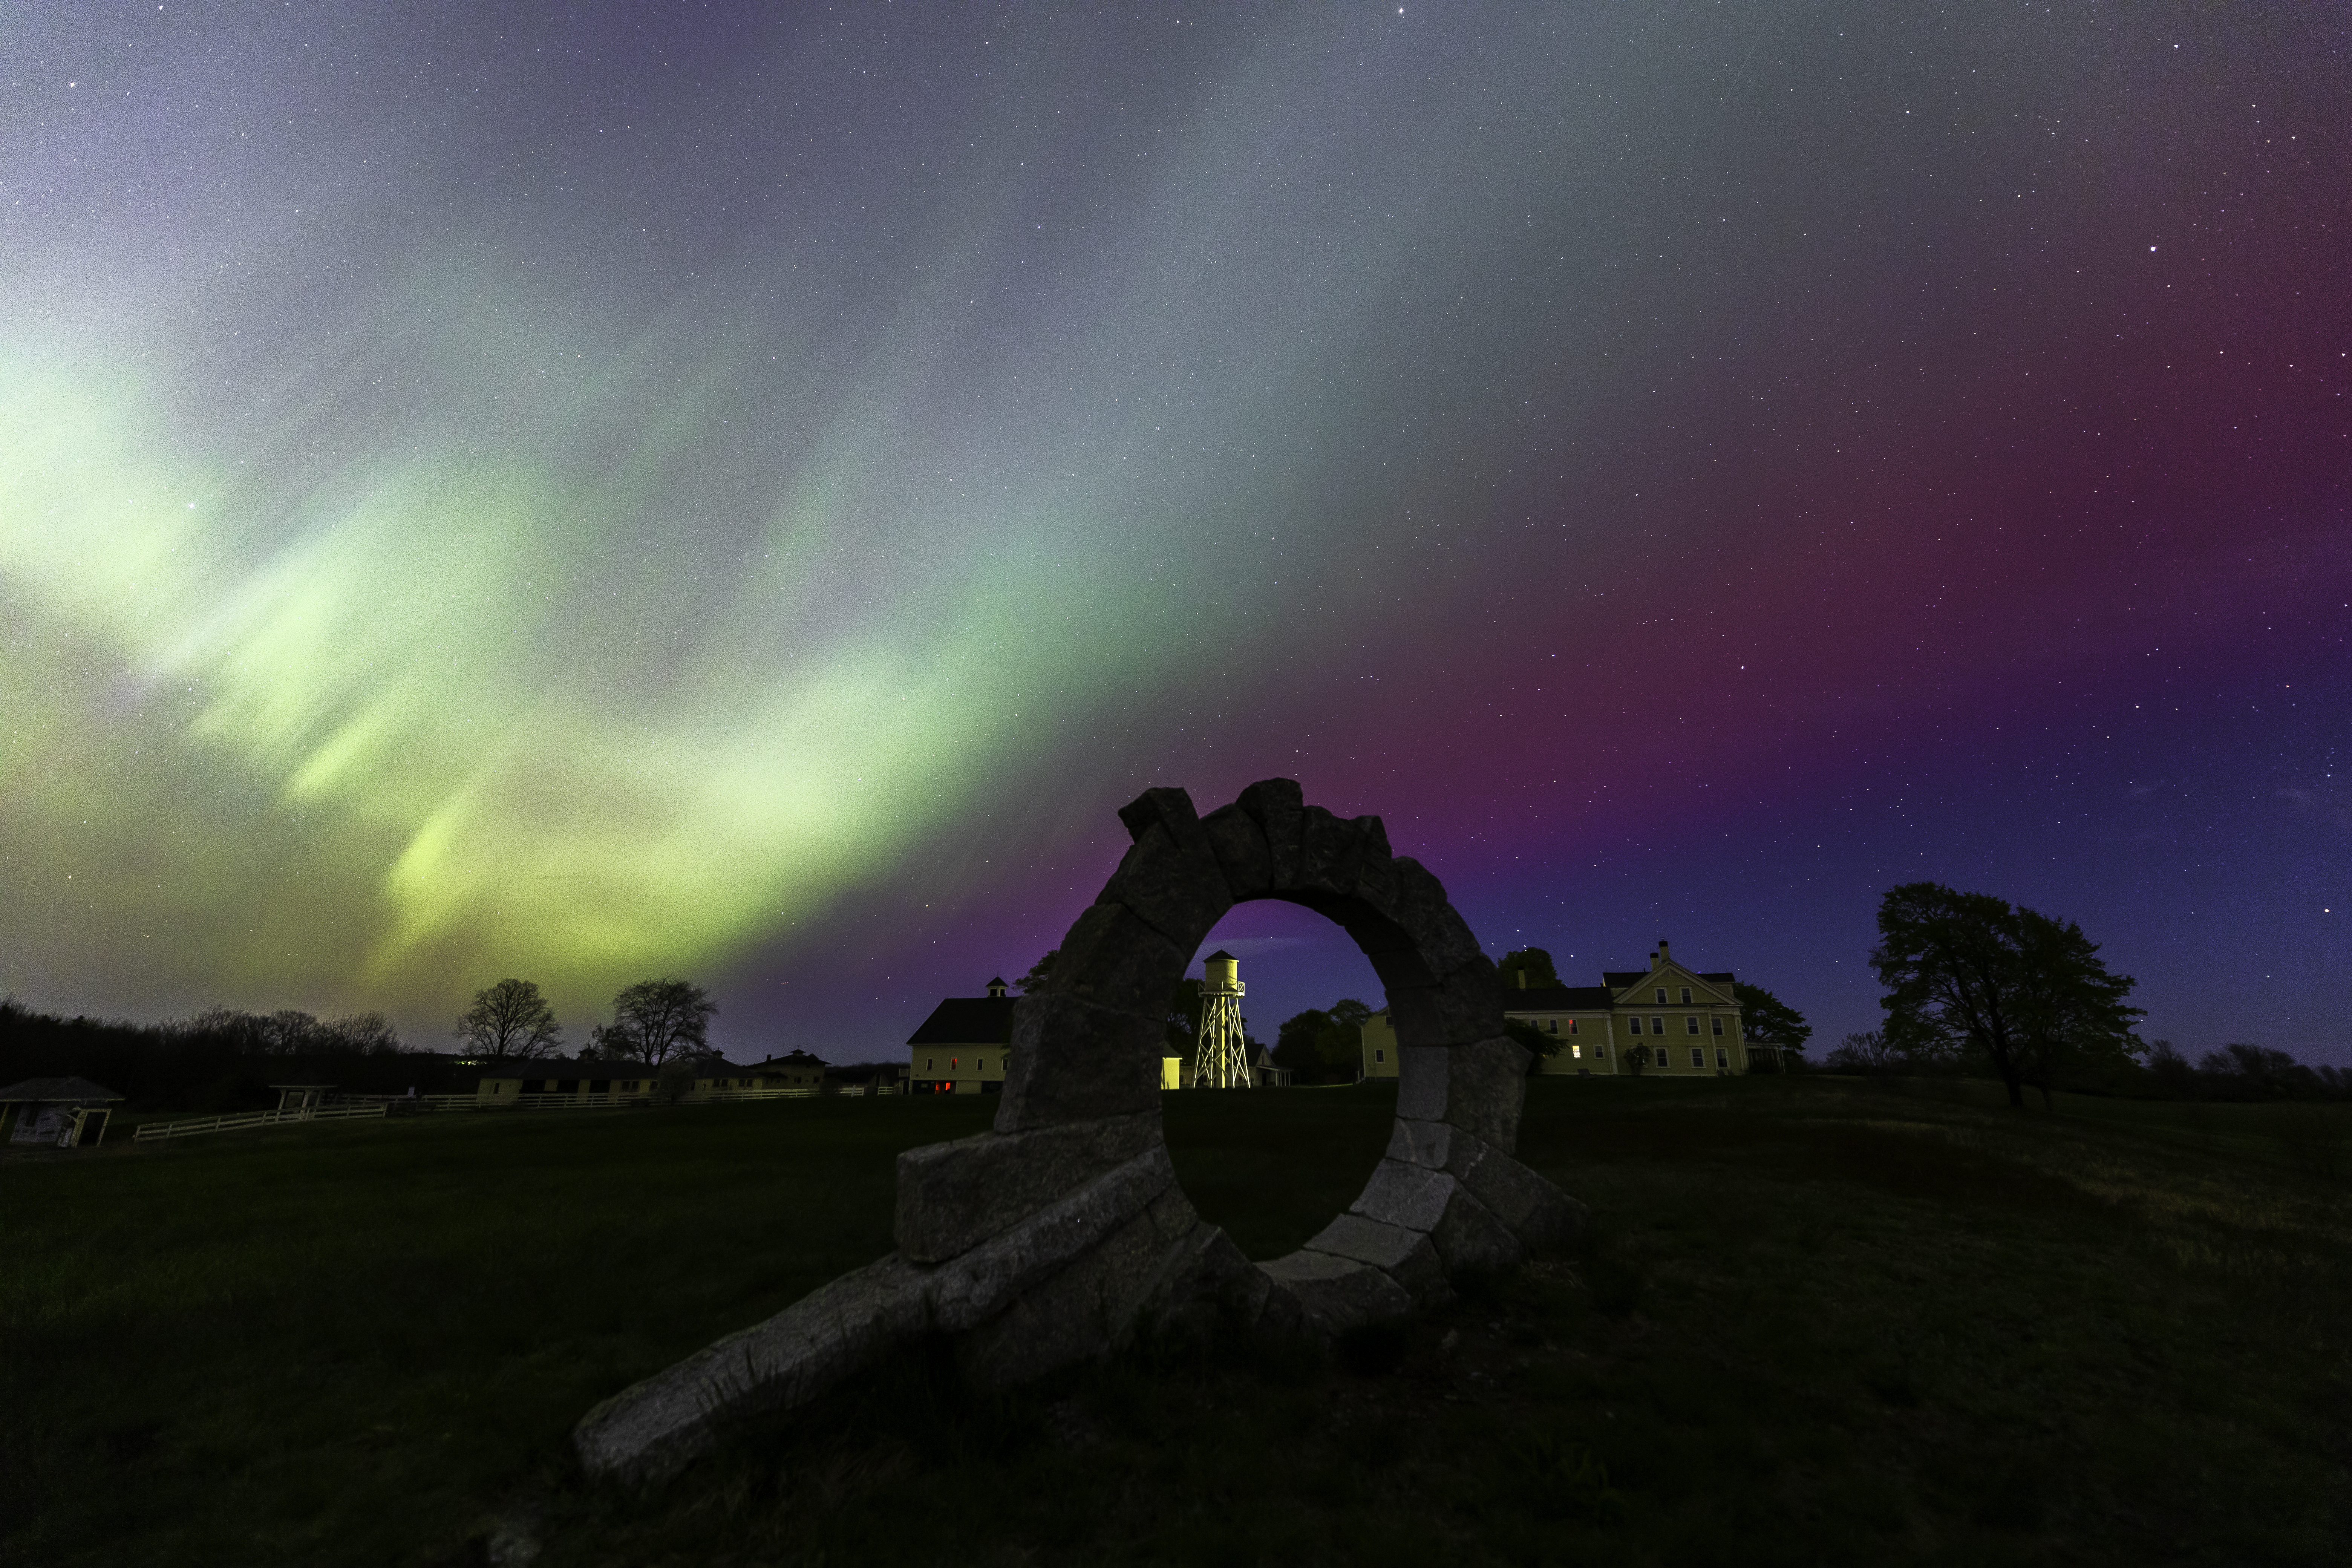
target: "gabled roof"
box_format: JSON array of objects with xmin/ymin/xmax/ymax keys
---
[
  {"xmin": 1502, "ymin": 985, "xmax": 1617, "ymax": 1011},
  {"xmin": 1607, "ymin": 967, "xmax": 1737, "ymax": 994},
  {"xmin": 907, "ymin": 995, "xmax": 1018, "ymax": 1047},
  {"xmin": 755, "ymin": 1050, "xmax": 829, "ymax": 1069},
  {"xmin": 0, "ymin": 1076, "xmax": 124, "ymax": 1104}
]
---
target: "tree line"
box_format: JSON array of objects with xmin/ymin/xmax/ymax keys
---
[{"xmin": 0, "ymin": 972, "xmax": 718, "ymax": 1112}]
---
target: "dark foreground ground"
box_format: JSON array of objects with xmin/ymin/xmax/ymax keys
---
[{"xmin": 3, "ymin": 1077, "xmax": 2346, "ymax": 1566}]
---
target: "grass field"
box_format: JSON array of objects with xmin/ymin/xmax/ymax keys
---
[{"xmin": 4, "ymin": 1078, "xmax": 2346, "ymax": 1566}]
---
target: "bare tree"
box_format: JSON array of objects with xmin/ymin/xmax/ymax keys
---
[
  {"xmin": 325, "ymin": 1011, "xmax": 403, "ymax": 1053},
  {"xmin": 455, "ymin": 979, "xmax": 564, "ymax": 1061},
  {"xmin": 594, "ymin": 978, "xmax": 717, "ymax": 1068}
]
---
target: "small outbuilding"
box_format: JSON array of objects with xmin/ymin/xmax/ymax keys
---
[
  {"xmin": 0, "ymin": 1077, "xmax": 126, "ymax": 1148},
  {"xmin": 270, "ymin": 1079, "xmax": 339, "ymax": 1116}
]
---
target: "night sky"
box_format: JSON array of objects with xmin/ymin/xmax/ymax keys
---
[{"xmin": 4, "ymin": 3, "xmax": 2346, "ymax": 1066}]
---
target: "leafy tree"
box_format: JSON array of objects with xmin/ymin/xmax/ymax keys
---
[
  {"xmin": 454, "ymin": 979, "xmax": 564, "ymax": 1061},
  {"xmin": 1165, "ymin": 976, "xmax": 1204, "ymax": 1056},
  {"xmin": 2009, "ymin": 907, "xmax": 2146, "ymax": 1106},
  {"xmin": 1733, "ymin": 983, "xmax": 1811, "ymax": 1071},
  {"xmin": 1497, "ymin": 947, "xmax": 1562, "ymax": 989},
  {"xmin": 1273, "ymin": 1000, "xmax": 1372, "ymax": 1083},
  {"xmin": 1017, "ymin": 951, "xmax": 1058, "ymax": 994},
  {"xmin": 594, "ymin": 978, "xmax": 717, "ymax": 1068},
  {"xmin": 1870, "ymin": 882, "xmax": 2142, "ymax": 1109},
  {"xmin": 1504, "ymin": 1016, "xmax": 1556, "ymax": 1072}
]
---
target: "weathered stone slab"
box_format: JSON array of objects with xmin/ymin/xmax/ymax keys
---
[
  {"xmin": 1448, "ymin": 1138, "xmax": 1586, "ymax": 1255},
  {"xmin": 1237, "ymin": 778, "xmax": 1305, "ymax": 888},
  {"xmin": 574, "ymin": 1253, "xmax": 929, "ymax": 1481},
  {"xmin": 1200, "ymin": 803, "xmax": 1272, "ymax": 899},
  {"xmin": 1395, "ymin": 1035, "xmax": 1526, "ymax": 1143},
  {"xmin": 1441, "ymin": 1034, "xmax": 1530, "ymax": 1147},
  {"xmin": 1386, "ymin": 857, "xmax": 1485, "ymax": 978},
  {"xmin": 1303, "ymin": 1213, "xmax": 1448, "ymax": 1303},
  {"xmin": 1138, "ymin": 1221, "xmax": 1268, "ymax": 1339},
  {"xmin": 1098, "ymin": 818, "xmax": 1233, "ymax": 956},
  {"xmin": 1384, "ymin": 957, "xmax": 1507, "ymax": 1050},
  {"xmin": 1430, "ymin": 1186, "xmax": 1524, "ymax": 1275},
  {"xmin": 894, "ymin": 1112, "xmax": 1162, "ymax": 1264},
  {"xmin": 1347, "ymin": 821, "xmax": 1399, "ymax": 918},
  {"xmin": 1258, "ymin": 1248, "xmax": 1414, "ymax": 1335},
  {"xmin": 956, "ymin": 1204, "xmax": 1178, "ymax": 1391},
  {"xmin": 1358, "ymin": 934, "xmax": 1438, "ymax": 994},
  {"xmin": 1041, "ymin": 902, "xmax": 1188, "ymax": 1018},
  {"xmin": 1294, "ymin": 806, "xmax": 1372, "ymax": 897},
  {"xmin": 928, "ymin": 1143, "xmax": 1177, "ymax": 1331},
  {"xmin": 995, "ymin": 990, "xmax": 1166, "ymax": 1131},
  {"xmin": 1348, "ymin": 1157, "xmax": 1457, "ymax": 1234},
  {"xmin": 1384, "ymin": 1116, "xmax": 1453, "ymax": 1171},
  {"xmin": 1117, "ymin": 786, "xmax": 1214, "ymax": 855}
]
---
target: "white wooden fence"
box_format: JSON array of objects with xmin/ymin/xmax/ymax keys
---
[
  {"xmin": 132, "ymin": 1102, "xmax": 389, "ymax": 1142},
  {"xmin": 128, "ymin": 1084, "xmax": 824, "ymax": 1142}
]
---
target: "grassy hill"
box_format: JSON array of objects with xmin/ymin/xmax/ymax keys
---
[{"xmin": 3, "ymin": 1078, "xmax": 2345, "ymax": 1565}]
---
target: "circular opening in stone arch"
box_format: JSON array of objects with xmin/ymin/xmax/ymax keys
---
[
  {"xmin": 1159, "ymin": 898, "xmax": 1400, "ymax": 1261},
  {"xmin": 996, "ymin": 779, "xmax": 1552, "ymax": 1298}
]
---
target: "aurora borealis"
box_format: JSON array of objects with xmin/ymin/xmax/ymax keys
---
[{"xmin": 3, "ymin": 3, "xmax": 2347, "ymax": 1063}]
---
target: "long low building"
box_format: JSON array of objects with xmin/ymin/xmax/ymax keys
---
[{"xmin": 1360, "ymin": 940, "xmax": 1749, "ymax": 1079}]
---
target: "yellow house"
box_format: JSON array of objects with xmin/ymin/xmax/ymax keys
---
[
  {"xmin": 1360, "ymin": 940, "xmax": 1749, "ymax": 1079},
  {"xmin": 907, "ymin": 977, "xmax": 1018, "ymax": 1095}
]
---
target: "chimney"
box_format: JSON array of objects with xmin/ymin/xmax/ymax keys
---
[
  {"xmin": 1655, "ymin": 939, "xmax": 1671, "ymax": 970},
  {"xmin": 1515, "ymin": 969, "xmax": 1529, "ymax": 989}
]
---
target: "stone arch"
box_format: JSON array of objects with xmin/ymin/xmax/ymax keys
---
[{"xmin": 575, "ymin": 779, "xmax": 1583, "ymax": 1481}]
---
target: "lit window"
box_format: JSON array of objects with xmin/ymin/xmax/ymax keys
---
[
  {"xmin": 1567, "ymin": 1018, "xmax": 1579, "ymax": 1034},
  {"xmin": 1690, "ymin": 1046, "xmax": 1704, "ymax": 1067},
  {"xmin": 1712, "ymin": 1017, "xmax": 1724, "ymax": 1036},
  {"xmin": 1680, "ymin": 987, "xmax": 1692, "ymax": 1004},
  {"xmin": 1628, "ymin": 1017, "xmax": 1643, "ymax": 1035}
]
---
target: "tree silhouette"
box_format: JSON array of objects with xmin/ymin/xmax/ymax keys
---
[
  {"xmin": 454, "ymin": 979, "xmax": 563, "ymax": 1061},
  {"xmin": 1497, "ymin": 947, "xmax": 1562, "ymax": 988},
  {"xmin": 594, "ymin": 978, "xmax": 717, "ymax": 1068},
  {"xmin": 1733, "ymin": 983, "xmax": 1811, "ymax": 1070},
  {"xmin": 1870, "ymin": 882, "xmax": 2142, "ymax": 1109}
]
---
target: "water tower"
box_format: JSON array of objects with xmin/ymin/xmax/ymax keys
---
[{"xmin": 1192, "ymin": 949, "xmax": 1252, "ymax": 1089}]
